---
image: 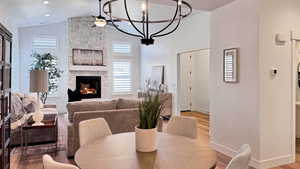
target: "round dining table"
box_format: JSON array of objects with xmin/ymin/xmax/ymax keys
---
[{"xmin": 75, "ymin": 132, "xmax": 217, "ymax": 169}]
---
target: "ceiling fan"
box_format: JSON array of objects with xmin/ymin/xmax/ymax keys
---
[{"xmin": 91, "ymin": 0, "xmax": 121, "ymax": 27}]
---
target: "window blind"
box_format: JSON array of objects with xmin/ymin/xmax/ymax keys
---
[
  {"xmin": 33, "ymin": 36, "xmax": 57, "ymax": 49},
  {"xmin": 112, "ymin": 44, "xmax": 131, "ymax": 54},
  {"xmin": 224, "ymin": 54, "xmax": 235, "ymax": 82},
  {"xmin": 112, "ymin": 61, "xmax": 132, "ymax": 94}
]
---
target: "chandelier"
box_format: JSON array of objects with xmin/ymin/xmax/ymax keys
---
[{"xmin": 103, "ymin": 0, "xmax": 192, "ymax": 45}]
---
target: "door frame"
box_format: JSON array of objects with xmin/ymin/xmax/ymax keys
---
[
  {"xmin": 176, "ymin": 48, "xmax": 210, "ymax": 115},
  {"xmin": 291, "ymin": 31, "xmax": 300, "ymax": 162}
]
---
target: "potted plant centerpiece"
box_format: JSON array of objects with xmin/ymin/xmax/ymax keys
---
[{"xmin": 135, "ymin": 91, "xmax": 163, "ymax": 152}]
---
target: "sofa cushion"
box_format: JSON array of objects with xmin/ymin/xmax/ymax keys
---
[
  {"xmin": 11, "ymin": 93, "xmax": 26, "ymax": 124},
  {"xmin": 117, "ymin": 98, "xmax": 141, "ymax": 109},
  {"xmin": 67, "ymin": 99, "xmax": 118, "ymax": 122}
]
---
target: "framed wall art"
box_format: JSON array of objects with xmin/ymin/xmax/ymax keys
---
[
  {"xmin": 72, "ymin": 48, "xmax": 104, "ymax": 66},
  {"xmin": 223, "ymin": 48, "xmax": 239, "ymax": 83}
]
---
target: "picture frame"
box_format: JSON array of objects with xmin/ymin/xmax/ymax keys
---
[
  {"xmin": 0, "ymin": 35, "xmax": 2, "ymax": 61},
  {"xmin": 151, "ymin": 65, "xmax": 165, "ymax": 88},
  {"xmin": 223, "ymin": 48, "xmax": 239, "ymax": 83},
  {"xmin": 72, "ymin": 48, "xmax": 104, "ymax": 66}
]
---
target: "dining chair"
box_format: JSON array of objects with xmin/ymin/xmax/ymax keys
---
[
  {"xmin": 165, "ymin": 116, "xmax": 198, "ymax": 139},
  {"xmin": 79, "ymin": 118, "xmax": 112, "ymax": 146},
  {"xmin": 42, "ymin": 154, "xmax": 79, "ymax": 169},
  {"xmin": 225, "ymin": 144, "xmax": 252, "ymax": 169}
]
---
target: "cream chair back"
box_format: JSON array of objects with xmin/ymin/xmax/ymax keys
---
[
  {"xmin": 225, "ymin": 144, "xmax": 252, "ymax": 169},
  {"xmin": 166, "ymin": 116, "xmax": 198, "ymax": 139},
  {"xmin": 43, "ymin": 154, "xmax": 79, "ymax": 169},
  {"xmin": 79, "ymin": 118, "xmax": 112, "ymax": 146}
]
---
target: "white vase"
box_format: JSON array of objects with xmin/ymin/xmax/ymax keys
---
[{"xmin": 135, "ymin": 126, "xmax": 157, "ymax": 152}]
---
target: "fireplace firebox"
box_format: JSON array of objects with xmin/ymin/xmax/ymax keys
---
[{"xmin": 75, "ymin": 76, "xmax": 101, "ymax": 99}]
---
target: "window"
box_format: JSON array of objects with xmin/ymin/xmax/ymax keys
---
[
  {"xmin": 31, "ymin": 35, "xmax": 59, "ymax": 97},
  {"xmin": 33, "ymin": 36, "xmax": 57, "ymax": 50},
  {"xmin": 112, "ymin": 61, "xmax": 132, "ymax": 94},
  {"xmin": 112, "ymin": 44, "xmax": 131, "ymax": 54}
]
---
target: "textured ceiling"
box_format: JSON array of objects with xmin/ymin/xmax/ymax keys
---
[{"xmin": 1, "ymin": 0, "xmax": 235, "ymax": 27}]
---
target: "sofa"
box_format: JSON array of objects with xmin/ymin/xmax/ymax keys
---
[{"xmin": 66, "ymin": 98, "xmax": 163, "ymax": 157}]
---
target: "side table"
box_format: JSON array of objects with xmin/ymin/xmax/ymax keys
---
[{"xmin": 22, "ymin": 114, "xmax": 58, "ymax": 156}]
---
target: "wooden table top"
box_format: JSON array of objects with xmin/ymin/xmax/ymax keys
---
[{"xmin": 75, "ymin": 132, "xmax": 217, "ymax": 169}]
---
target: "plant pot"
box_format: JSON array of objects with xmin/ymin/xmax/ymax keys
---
[{"xmin": 135, "ymin": 126, "xmax": 157, "ymax": 152}]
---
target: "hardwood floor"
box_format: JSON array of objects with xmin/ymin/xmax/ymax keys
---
[
  {"xmin": 181, "ymin": 111, "xmax": 300, "ymax": 169},
  {"xmin": 10, "ymin": 112, "xmax": 300, "ymax": 169}
]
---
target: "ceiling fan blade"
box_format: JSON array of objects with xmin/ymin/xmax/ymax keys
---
[{"xmin": 107, "ymin": 19, "xmax": 121, "ymax": 23}]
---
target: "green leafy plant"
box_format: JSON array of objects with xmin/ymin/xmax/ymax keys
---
[
  {"xmin": 31, "ymin": 52, "xmax": 63, "ymax": 103},
  {"xmin": 138, "ymin": 92, "xmax": 163, "ymax": 129}
]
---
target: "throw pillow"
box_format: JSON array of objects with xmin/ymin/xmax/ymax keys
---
[{"xmin": 11, "ymin": 93, "xmax": 26, "ymax": 123}]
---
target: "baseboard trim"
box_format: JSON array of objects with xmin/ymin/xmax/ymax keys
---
[
  {"xmin": 210, "ymin": 141, "xmax": 295, "ymax": 169},
  {"xmin": 258, "ymin": 155, "xmax": 294, "ymax": 169},
  {"xmin": 191, "ymin": 107, "xmax": 209, "ymax": 114}
]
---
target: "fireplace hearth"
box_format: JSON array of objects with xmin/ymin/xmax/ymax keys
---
[{"xmin": 68, "ymin": 76, "xmax": 101, "ymax": 102}]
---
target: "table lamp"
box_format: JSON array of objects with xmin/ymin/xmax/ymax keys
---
[{"xmin": 30, "ymin": 70, "xmax": 48, "ymax": 126}]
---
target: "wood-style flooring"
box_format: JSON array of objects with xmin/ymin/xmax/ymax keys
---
[{"xmin": 10, "ymin": 112, "xmax": 300, "ymax": 169}]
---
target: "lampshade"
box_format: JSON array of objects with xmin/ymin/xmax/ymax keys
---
[{"xmin": 30, "ymin": 70, "xmax": 48, "ymax": 92}]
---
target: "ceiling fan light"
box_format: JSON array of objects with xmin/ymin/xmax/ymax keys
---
[
  {"xmin": 178, "ymin": 0, "xmax": 182, "ymax": 6},
  {"xmin": 94, "ymin": 18, "xmax": 107, "ymax": 27}
]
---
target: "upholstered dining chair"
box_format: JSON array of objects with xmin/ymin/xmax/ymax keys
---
[
  {"xmin": 225, "ymin": 144, "xmax": 252, "ymax": 169},
  {"xmin": 43, "ymin": 154, "xmax": 79, "ymax": 169},
  {"xmin": 79, "ymin": 118, "xmax": 112, "ymax": 146},
  {"xmin": 165, "ymin": 116, "xmax": 198, "ymax": 139}
]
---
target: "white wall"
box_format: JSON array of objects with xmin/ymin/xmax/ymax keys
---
[
  {"xmin": 19, "ymin": 22, "xmax": 68, "ymax": 112},
  {"xmin": 258, "ymin": 0, "xmax": 300, "ymax": 167},
  {"xmin": 210, "ymin": 0, "xmax": 261, "ymax": 166},
  {"xmin": 140, "ymin": 7, "xmax": 210, "ymax": 114},
  {"xmin": 211, "ymin": 0, "xmax": 300, "ymax": 168},
  {"xmin": 0, "ymin": 3, "xmax": 20, "ymax": 92}
]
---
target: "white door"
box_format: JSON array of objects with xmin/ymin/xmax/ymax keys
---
[
  {"xmin": 180, "ymin": 52, "xmax": 193, "ymax": 111},
  {"xmin": 191, "ymin": 49, "xmax": 210, "ymax": 113}
]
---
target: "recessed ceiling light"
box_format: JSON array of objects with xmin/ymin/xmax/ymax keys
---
[
  {"xmin": 43, "ymin": 1, "xmax": 49, "ymax": 5},
  {"xmin": 45, "ymin": 14, "xmax": 50, "ymax": 17}
]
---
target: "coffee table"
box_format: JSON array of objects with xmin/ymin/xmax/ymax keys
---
[{"xmin": 75, "ymin": 132, "xmax": 217, "ymax": 169}]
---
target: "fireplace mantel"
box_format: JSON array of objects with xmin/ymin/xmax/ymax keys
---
[{"xmin": 69, "ymin": 65, "xmax": 108, "ymax": 72}]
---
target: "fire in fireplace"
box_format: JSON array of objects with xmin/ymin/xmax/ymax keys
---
[{"xmin": 76, "ymin": 76, "xmax": 101, "ymax": 99}]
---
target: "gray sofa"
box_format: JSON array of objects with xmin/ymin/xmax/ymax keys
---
[{"xmin": 66, "ymin": 98, "xmax": 163, "ymax": 157}]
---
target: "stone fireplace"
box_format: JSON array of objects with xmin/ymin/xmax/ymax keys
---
[{"xmin": 68, "ymin": 16, "xmax": 110, "ymax": 101}]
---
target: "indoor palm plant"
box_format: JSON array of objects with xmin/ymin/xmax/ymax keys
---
[{"xmin": 135, "ymin": 91, "xmax": 163, "ymax": 152}]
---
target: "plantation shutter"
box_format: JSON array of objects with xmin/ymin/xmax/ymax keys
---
[
  {"xmin": 33, "ymin": 36, "xmax": 57, "ymax": 49},
  {"xmin": 112, "ymin": 44, "xmax": 131, "ymax": 54},
  {"xmin": 112, "ymin": 61, "xmax": 132, "ymax": 94}
]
